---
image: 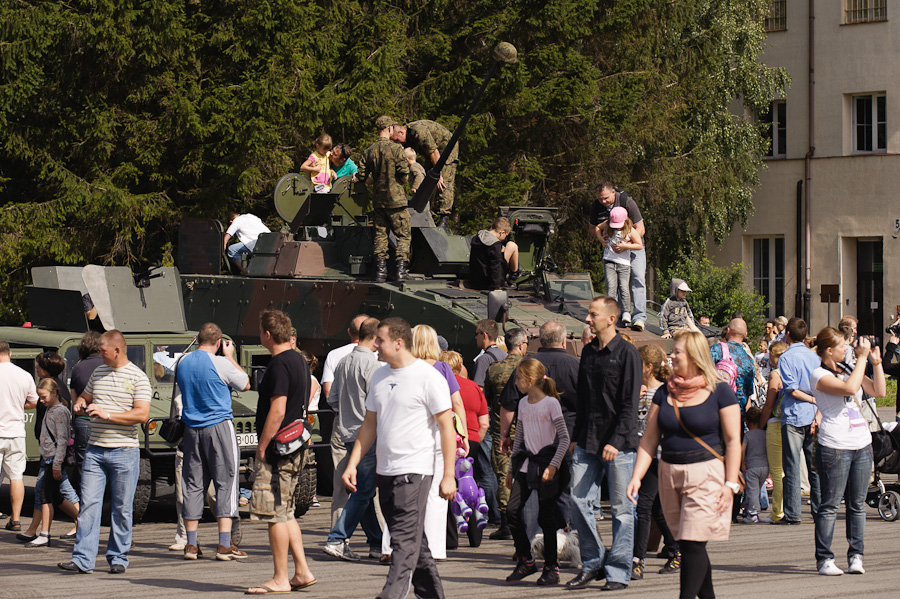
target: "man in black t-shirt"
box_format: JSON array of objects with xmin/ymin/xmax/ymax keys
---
[
  {"xmin": 247, "ymin": 310, "xmax": 317, "ymax": 595},
  {"xmin": 588, "ymin": 181, "xmax": 647, "ymax": 331}
]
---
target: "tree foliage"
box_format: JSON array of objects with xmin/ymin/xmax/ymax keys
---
[{"xmin": 0, "ymin": 0, "xmax": 787, "ymax": 324}]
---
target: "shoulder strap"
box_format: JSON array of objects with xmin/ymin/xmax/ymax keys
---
[
  {"xmin": 719, "ymin": 342, "xmax": 731, "ymax": 361},
  {"xmin": 671, "ymin": 400, "xmax": 725, "ymax": 463}
]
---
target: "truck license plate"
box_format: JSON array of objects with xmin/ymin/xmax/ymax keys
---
[{"xmin": 236, "ymin": 433, "xmax": 258, "ymax": 447}]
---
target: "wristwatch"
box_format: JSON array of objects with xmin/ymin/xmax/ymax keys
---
[{"xmin": 724, "ymin": 481, "xmax": 741, "ymax": 494}]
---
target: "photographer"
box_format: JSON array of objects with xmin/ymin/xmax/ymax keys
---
[{"xmin": 884, "ymin": 315, "xmax": 900, "ymax": 419}]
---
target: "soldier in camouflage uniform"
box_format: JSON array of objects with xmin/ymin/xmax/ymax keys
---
[
  {"xmin": 390, "ymin": 119, "xmax": 457, "ymax": 228},
  {"xmin": 359, "ymin": 116, "xmax": 411, "ymax": 283},
  {"xmin": 482, "ymin": 327, "xmax": 528, "ymax": 540}
]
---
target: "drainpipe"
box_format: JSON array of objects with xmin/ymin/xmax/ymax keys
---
[
  {"xmin": 796, "ymin": 180, "xmax": 803, "ymax": 317},
  {"xmin": 803, "ymin": 0, "xmax": 815, "ymax": 324}
]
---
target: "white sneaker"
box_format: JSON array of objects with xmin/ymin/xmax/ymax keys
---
[
  {"xmin": 622, "ymin": 312, "xmax": 632, "ymax": 326},
  {"xmin": 631, "ymin": 321, "xmax": 645, "ymax": 331},
  {"xmin": 818, "ymin": 559, "xmax": 843, "ymax": 576},
  {"xmin": 848, "ymin": 555, "xmax": 865, "ymax": 574}
]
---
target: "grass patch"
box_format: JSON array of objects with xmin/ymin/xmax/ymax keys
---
[{"xmin": 875, "ymin": 378, "xmax": 897, "ymax": 408}]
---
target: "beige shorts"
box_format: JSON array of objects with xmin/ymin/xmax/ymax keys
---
[
  {"xmin": 250, "ymin": 450, "xmax": 305, "ymax": 523},
  {"xmin": 0, "ymin": 437, "xmax": 27, "ymax": 480},
  {"xmin": 658, "ymin": 458, "xmax": 732, "ymax": 542}
]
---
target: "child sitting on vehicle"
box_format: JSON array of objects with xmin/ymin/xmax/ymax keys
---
[{"xmin": 301, "ymin": 134, "xmax": 337, "ymax": 192}]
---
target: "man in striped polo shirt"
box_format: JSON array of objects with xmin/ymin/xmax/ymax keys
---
[{"xmin": 59, "ymin": 330, "xmax": 151, "ymax": 575}]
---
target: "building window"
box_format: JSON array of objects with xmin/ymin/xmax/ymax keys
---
[
  {"xmin": 753, "ymin": 238, "xmax": 784, "ymax": 319},
  {"xmin": 846, "ymin": 0, "xmax": 887, "ymax": 24},
  {"xmin": 852, "ymin": 94, "xmax": 886, "ymax": 153},
  {"xmin": 765, "ymin": 0, "xmax": 787, "ymax": 31},
  {"xmin": 761, "ymin": 101, "xmax": 787, "ymax": 157}
]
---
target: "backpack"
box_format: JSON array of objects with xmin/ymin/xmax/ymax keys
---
[{"xmin": 716, "ymin": 342, "xmax": 739, "ymax": 392}]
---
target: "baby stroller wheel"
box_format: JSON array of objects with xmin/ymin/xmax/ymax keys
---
[{"xmin": 877, "ymin": 490, "xmax": 900, "ymax": 521}]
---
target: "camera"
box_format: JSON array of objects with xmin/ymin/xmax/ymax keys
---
[{"xmin": 886, "ymin": 321, "xmax": 900, "ymax": 337}]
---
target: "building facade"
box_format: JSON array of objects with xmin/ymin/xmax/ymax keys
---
[{"xmin": 710, "ymin": 0, "xmax": 898, "ymax": 336}]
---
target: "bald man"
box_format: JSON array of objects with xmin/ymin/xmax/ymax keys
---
[
  {"xmin": 321, "ymin": 314, "xmax": 371, "ymax": 400},
  {"xmin": 709, "ymin": 318, "xmax": 756, "ymax": 410}
]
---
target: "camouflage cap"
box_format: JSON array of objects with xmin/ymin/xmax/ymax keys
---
[{"xmin": 375, "ymin": 115, "xmax": 398, "ymax": 130}]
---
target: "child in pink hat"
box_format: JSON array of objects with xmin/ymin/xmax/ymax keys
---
[{"xmin": 601, "ymin": 207, "xmax": 643, "ymax": 326}]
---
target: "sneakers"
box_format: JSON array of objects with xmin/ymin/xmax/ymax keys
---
[
  {"xmin": 536, "ymin": 565, "xmax": 560, "ymax": 586},
  {"xmin": 632, "ymin": 321, "xmax": 645, "ymax": 332},
  {"xmin": 368, "ymin": 548, "xmax": 383, "ymax": 560},
  {"xmin": 742, "ymin": 514, "xmax": 760, "ymax": 524},
  {"xmin": 323, "ymin": 540, "xmax": 360, "ymax": 562},
  {"xmin": 311, "ymin": 496, "xmax": 320, "ymax": 508},
  {"xmin": 184, "ymin": 544, "xmax": 203, "ymax": 560},
  {"xmin": 818, "ymin": 559, "xmax": 843, "ymax": 576},
  {"xmin": 168, "ymin": 542, "xmax": 186, "ymax": 551},
  {"xmin": 622, "ymin": 312, "xmax": 632, "ymax": 326},
  {"xmin": 25, "ymin": 533, "xmax": 51, "ymax": 548},
  {"xmin": 848, "ymin": 555, "xmax": 865, "ymax": 574},
  {"xmin": 506, "ymin": 558, "xmax": 538, "ymax": 582},
  {"xmin": 216, "ymin": 544, "xmax": 249, "ymax": 561},
  {"xmin": 631, "ymin": 559, "xmax": 644, "ymax": 580},
  {"xmin": 659, "ymin": 551, "xmax": 681, "ymax": 574}
]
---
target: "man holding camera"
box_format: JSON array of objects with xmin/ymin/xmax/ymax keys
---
[{"xmin": 176, "ymin": 323, "xmax": 250, "ymax": 561}]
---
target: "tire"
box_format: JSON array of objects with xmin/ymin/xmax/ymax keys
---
[
  {"xmin": 877, "ymin": 490, "xmax": 900, "ymax": 521},
  {"xmin": 293, "ymin": 450, "xmax": 317, "ymax": 518},
  {"xmin": 132, "ymin": 457, "xmax": 152, "ymax": 524}
]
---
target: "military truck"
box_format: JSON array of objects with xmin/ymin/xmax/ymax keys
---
[{"xmin": 0, "ymin": 265, "xmax": 260, "ymax": 523}]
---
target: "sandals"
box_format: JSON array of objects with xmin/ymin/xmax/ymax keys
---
[
  {"xmin": 244, "ymin": 586, "xmax": 291, "ymax": 595},
  {"xmin": 291, "ymin": 579, "xmax": 317, "ymax": 591},
  {"xmin": 5, "ymin": 520, "xmax": 21, "ymax": 531}
]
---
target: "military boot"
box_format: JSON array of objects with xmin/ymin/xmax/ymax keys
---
[
  {"xmin": 396, "ymin": 260, "xmax": 409, "ymax": 282},
  {"xmin": 374, "ymin": 260, "xmax": 388, "ymax": 283}
]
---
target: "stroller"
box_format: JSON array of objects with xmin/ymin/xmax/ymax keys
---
[{"xmin": 865, "ymin": 418, "xmax": 900, "ymax": 521}]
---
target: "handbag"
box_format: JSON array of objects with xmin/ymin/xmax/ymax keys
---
[
  {"xmin": 672, "ymin": 399, "xmax": 745, "ymax": 492},
  {"xmin": 850, "ymin": 394, "xmax": 898, "ymax": 464},
  {"xmin": 273, "ymin": 418, "xmax": 312, "ymax": 456},
  {"xmin": 159, "ymin": 351, "xmax": 189, "ymax": 444}
]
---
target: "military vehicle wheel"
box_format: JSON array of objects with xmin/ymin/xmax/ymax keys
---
[
  {"xmin": 293, "ymin": 451, "xmax": 317, "ymax": 518},
  {"xmin": 132, "ymin": 458, "xmax": 152, "ymax": 524}
]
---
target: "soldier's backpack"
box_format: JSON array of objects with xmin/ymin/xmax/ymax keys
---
[{"xmin": 716, "ymin": 342, "xmax": 739, "ymax": 392}]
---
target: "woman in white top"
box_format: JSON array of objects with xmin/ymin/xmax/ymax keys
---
[{"xmin": 809, "ymin": 328, "xmax": 885, "ymax": 577}]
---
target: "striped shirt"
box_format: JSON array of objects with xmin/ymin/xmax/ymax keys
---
[{"xmin": 85, "ymin": 362, "xmax": 152, "ymax": 448}]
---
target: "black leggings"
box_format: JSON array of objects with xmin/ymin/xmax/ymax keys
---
[
  {"xmin": 679, "ymin": 540, "xmax": 714, "ymax": 599},
  {"xmin": 508, "ymin": 472, "xmax": 563, "ymax": 567},
  {"xmin": 633, "ymin": 459, "xmax": 678, "ymax": 559}
]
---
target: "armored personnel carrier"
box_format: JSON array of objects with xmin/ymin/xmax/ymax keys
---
[{"xmin": 0, "ymin": 265, "xmax": 260, "ymax": 523}]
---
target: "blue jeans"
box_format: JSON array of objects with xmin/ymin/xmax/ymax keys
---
[
  {"xmin": 782, "ymin": 422, "xmax": 820, "ymax": 521},
  {"xmin": 471, "ymin": 433, "xmax": 500, "ymax": 523},
  {"xmin": 72, "ymin": 445, "xmax": 140, "ymax": 572},
  {"xmin": 630, "ymin": 248, "xmax": 646, "ymax": 325},
  {"xmin": 570, "ymin": 446, "xmax": 635, "ymax": 584},
  {"xmin": 327, "ymin": 445, "xmax": 381, "ymax": 548},
  {"xmin": 225, "ymin": 242, "xmax": 251, "ymax": 263},
  {"xmin": 814, "ymin": 444, "xmax": 872, "ymax": 566}
]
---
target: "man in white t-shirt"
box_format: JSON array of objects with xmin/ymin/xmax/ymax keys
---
[
  {"xmin": 321, "ymin": 313, "xmax": 370, "ymax": 400},
  {"xmin": 224, "ymin": 212, "xmax": 270, "ymax": 273},
  {"xmin": 342, "ymin": 317, "xmax": 457, "ymax": 599},
  {"xmin": 59, "ymin": 330, "xmax": 151, "ymax": 575},
  {"xmin": 0, "ymin": 341, "xmax": 39, "ymax": 529}
]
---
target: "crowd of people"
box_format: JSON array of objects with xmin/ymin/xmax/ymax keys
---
[{"xmin": 0, "ymin": 297, "xmax": 894, "ymax": 597}]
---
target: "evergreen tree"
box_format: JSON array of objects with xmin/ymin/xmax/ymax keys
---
[{"xmin": 0, "ymin": 0, "xmax": 787, "ymax": 323}]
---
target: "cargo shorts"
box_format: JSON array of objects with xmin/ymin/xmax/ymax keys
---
[{"xmin": 249, "ymin": 449, "xmax": 305, "ymax": 523}]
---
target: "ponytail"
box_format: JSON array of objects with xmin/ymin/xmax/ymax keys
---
[{"xmin": 517, "ymin": 358, "xmax": 560, "ymax": 400}]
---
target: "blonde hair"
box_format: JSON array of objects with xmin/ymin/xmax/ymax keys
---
[
  {"xmin": 769, "ymin": 340, "xmax": 788, "ymax": 368},
  {"xmin": 403, "ymin": 147, "xmax": 416, "ymax": 161},
  {"xmin": 638, "ymin": 344, "xmax": 671, "ymax": 382},
  {"xmin": 516, "ymin": 358, "xmax": 560, "ymax": 400},
  {"xmin": 440, "ymin": 350, "xmax": 464, "ymax": 375},
  {"xmin": 673, "ymin": 329, "xmax": 719, "ymax": 390},
  {"xmin": 37, "ymin": 378, "xmax": 63, "ymax": 406},
  {"xmin": 411, "ymin": 324, "xmax": 442, "ymax": 361}
]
